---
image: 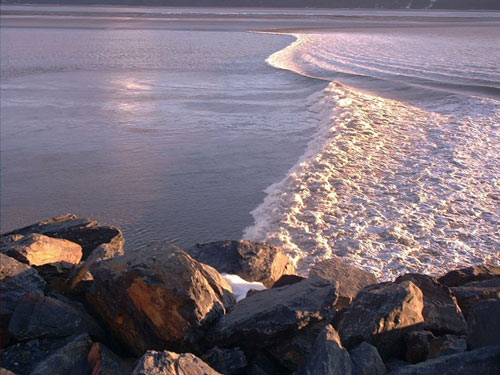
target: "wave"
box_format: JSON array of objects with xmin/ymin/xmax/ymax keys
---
[{"xmin": 243, "ymin": 29, "xmax": 500, "ymax": 280}]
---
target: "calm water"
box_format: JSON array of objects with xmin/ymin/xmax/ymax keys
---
[{"xmin": 2, "ymin": 7, "xmax": 499, "ymax": 278}]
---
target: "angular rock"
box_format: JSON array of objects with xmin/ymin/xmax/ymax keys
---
[
  {"xmin": 31, "ymin": 334, "xmax": 92, "ymax": 375},
  {"xmin": 335, "ymin": 281, "xmax": 424, "ymax": 360},
  {"xmin": 245, "ymin": 351, "xmax": 289, "ymax": 375},
  {"xmin": 86, "ymin": 244, "xmax": 235, "ymax": 355},
  {"xmin": 451, "ymin": 278, "xmax": 500, "ymax": 317},
  {"xmin": 8, "ymin": 292, "xmax": 103, "ymax": 341},
  {"xmin": 395, "ymin": 274, "xmax": 467, "ymax": 335},
  {"xmin": 69, "ymin": 241, "xmax": 124, "ymax": 291},
  {"xmin": 132, "ymin": 350, "xmax": 222, "ymax": 375},
  {"xmin": 310, "ymin": 258, "xmax": 378, "ymax": 309},
  {"xmin": 213, "ymin": 278, "xmax": 337, "ymax": 350},
  {"xmin": 0, "ymin": 253, "xmax": 46, "ymax": 318},
  {"xmin": 33, "ymin": 261, "xmax": 76, "ymax": 296},
  {"xmin": 2, "ymin": 214, "xmax": 123, "ymax": 260},
  {"xmin": 295, "ymin": 325, "xmax": 352, "ymax": 375},
  {"xmin": 467, "ymin": 299, "xmax": 500, "ymax": 349},
  {"xmin": 427, "ymin": 335, "xmax": 466, "ymax": 359},
  {"xmin": 403, "ymin": 331, "xmax": 436, "ymax": 363},
  {"xmin": 188, "ymin": 240, "xmax": 295, "ymax": 287},
  {"xmin": 88, "ymin": 342, "xmax": 131, "ymax": 375},
  {"xmin": 0, "ymin": 253, "xmax": 46, "ymax": 347},
  {"xmin": 202, "ymin": 347, "xmax": 247, "ymax": 375},
  {"xmin": 350, "ymin": 342, "xmax": 386, "ymax": 375},
  {"xmin": 386, "ymin": 345, "xmax": 500, "ymax": 375},
  {"xmin": 2, "ymin": 234, "xmax": 82, "ymax": 266},
  {"xmin": 271, "ymin": 274, "xmax": 306, "ymax": 289},
  {"xmin": 438, "ymin": 265, "xmax": 500, "ymax": 287},
  {"xmin": 0, "ymin": 368, "xmax": 16, "ymax": 375}
]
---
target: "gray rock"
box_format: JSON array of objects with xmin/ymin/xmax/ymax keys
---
[
  {"xmin": 213, "ymin": 278, "xmax": 337, "ymax": 350},
  {"xmin": 335, "ymin": 281, "xmax": 424, "ymax": 360},
  {"xmin": 2, "ymin": 214, "xmax": 123, "ymax": 260},
  {"xmin": 0, "ymin": 253, "xmax": 46, "ymax": 318},
  {"xmin": 132, "ymin": 350, "xmax": 222, "ymax": 375},
  {"xmin": 403, "ymin": 331, "xmax": 436, "ymax": 364},
  {"xmin": 202, "ymin": 347, "xmax": 247, "ymax": 375},
  {"xmin": 451, "ymin": 278, "xmax": 500, "ymax": 317},
  {"xmin": 87, "ymin": 244, "xmax": 235, "ymax": 356},
  {"xmin": 8, "ymin": 292, "xmax": 103, "ymax": 341},
  {"xmin": 395, "ymin": 274, "xmax": 467, "ymax": 335},
  {"xmin": 386, "ymin": 345, "xmax": 500, "ymax": 375},
  {"xmin": 467, "ymin": 299, "xmax": 500, "ymax": 349},
  {"xmin": 295, "ymin": 325, "xmax": 352, "ymax": 375},
  {"xmin": 350, "ymin": 342, "xmax": 386, "ymax": 375},
  {"xmin": 309, "ymin": 258, "xmax": 378, "ymax": 309},
  {"xmin": 31, "ymin": 334, "xmax": 92, "ymax": 375},
  {"xmin": 188, "ymin": 240, "xmax": 295, "ymax": 287},
  {"xmin": 1, "ymin": 234, "xmax": 82, "ymax": 267},
  {"xmin": 427, "ymin": 335, "xmax": 467, "ymax": 359},
  {"xmin": 438, "ymin": 265, "xmax": 500, "ymax": 287},
  {"xmin": 0, "ymin": 254, "xmax": 46, "ymax": 347}
]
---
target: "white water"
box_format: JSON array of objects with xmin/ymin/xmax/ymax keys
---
[{"xmin": 244, "ymin": 28, "xmax": 500, "ymax": 280}]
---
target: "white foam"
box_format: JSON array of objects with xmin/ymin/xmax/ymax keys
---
[
  {"xmin": 244, "ymin": 30, "xmax": 500, "ymax": 280},
  {"xmin": 222, "ymin": 273, "xmax": 266, "ymax": 302}
]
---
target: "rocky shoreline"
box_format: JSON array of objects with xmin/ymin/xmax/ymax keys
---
[{"xmin": 1, "ymin": 214, "xmax": 499, "ymax": 375}]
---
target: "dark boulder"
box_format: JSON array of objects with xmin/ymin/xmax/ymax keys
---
[
  {"xmin": 30, "ymin": 334, "xmax": 92, "ymax": 375},
  {"xmin": 395, "ymin": 274, "xmax": 467, "ymax": 335},
  {"xmin": 467, "ymin": 299, "xmax": 500, "ymax": 349},
  {"xmin": 438, "ymin": 265, "xmax": 500, "ymax": 287},
  {"xmin": 426, "ymin": 334, "xmax": 466, "ymax": 359},
  {"xmin": 0, "ymin": 254, "xmax": 46, "ymax": 347},
  {"xmin": 271, "ymin": 274, "xmax": 305, "ymax": 289},
  {"xmin": 1, "ymin": 233, "xmax": 82, "ymax": 267},
  {"xmin": 451, "ymin": 278, "xmax": 500, "ymax": 317},
  {"xmin": 2, "ymin": 214, "xmax": 123, "ymax": 260},
  {"xmin": 187, "ymin": 240, "xmax": 295, "ymax": 287},
  {"xmin": 88, "ymin": 342, "xmax": 132, "ymax": 375},
  {"xmin": 86, "ymin": 244, "xmax": 235, "ymax": 356},
  {"xmin": 386, "ymin": 345, "xmax": 500, "ymax": 374},
  {"xmin": 8, "ymin": 292, "xmax": 103, "ymax": 341},
  {"xmin": 201, "ymin": 347, "xmax": 247, "ymax": 375},
  {"xmin": 335, "ymin": 281, "xmax": 424, "ymax": 360},
  {"xmin": 295, "ymin": 325, "xmax": 352, "ymax": 375},
  {"xmin": 132, "ymin": 350, "xmax": 222, "ymax": 375},
  {"xmin": 350, "ymin": 342, "xmax": 386, "ymax": 375},
  {"xmin": 212, "ymin": 278, "xmax": 337, "ymax": 351},
  {"xmin": 309, "ymin": 258, "xmax": 378, "ymax": 309},
  {"xmin": 403, "ymin": 331, "xmax": 436, "ymax": 363}
]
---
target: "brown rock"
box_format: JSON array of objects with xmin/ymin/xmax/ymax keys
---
[
  {"xmin": 395, "ymin": 274, "xmax": 467, "ymax": 335},
  {"xmin": 335, "ymin": 281, "xmax": 424, "ymax": 360},
  {"xmin": 88, "ymin": 342, "xmax": 131, "ymax": 375},
  {"xmin": 132, "ymin": 350, "xmax": 222, "ymax": 375},
  {"xmin": 310, "ymin": 258, "xmax": 378, "ymax": 309},
  {"xmin": 2, "ymin": 234, "xmax": 82, "ymax": 266},
  {"xmin": 451, "ymin": 278, "xmax": 500, "ymax": 317},
  {"xmin": 404, "ymin": 331, "xmax": 436, "ymax": 364},
  {"xmin": 295, "ymin": 325, "xmax": 352, "ymax": 375},
  {"xmin": 2, "ymin": 214, "xmax": 123, "ymax": 260},
  {"xmin": 86, "ymin": 244, "xmax": 235, "ymax": 356},
  {"xmin": 438, "ymin": 265, "xmax": 500, "ymax": 287},
  {"xmin": 187, "ymin": 240, "xmax": 295, "ymax": 287}
]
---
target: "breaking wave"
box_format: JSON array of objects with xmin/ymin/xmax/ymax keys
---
[{"xmin": 243, "ymin": 30, "xmax": 500, "ymax": 280}]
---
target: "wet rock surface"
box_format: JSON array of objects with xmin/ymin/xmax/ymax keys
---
[{"xmin": 188, "ymin": 240, "xmax": 295, "ymax": 287}]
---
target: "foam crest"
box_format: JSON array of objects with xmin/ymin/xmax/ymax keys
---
[{"xmin": 244, "ymin": 81, "xmax": 500, "ymax": 280}]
